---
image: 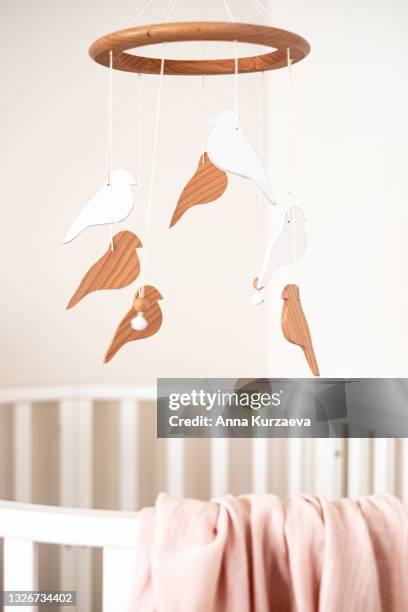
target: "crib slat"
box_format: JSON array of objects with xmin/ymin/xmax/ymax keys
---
[
  {"xmin": 77, "ymin": 399, "xmax": 94, "ymax": 612},
  {"xmin": 314, "ymin": 438, "xmax": 343, "ymax": 499},
  {"xmin": 347, "ymin": 438, "xmax": 372, "ymax": 498},
  {"xmin": 102, "ymin": 547, "xmax": 136, "ymax": 612},
  {"xmin": 0, "ymin": 404, "xmax": 12, "ymax": 500},
  {"xmin": 14, "ymin": 402, "xmax": 32, "ymax": 502},
  {"xmin": 373, "ymin": 438, "xmax": 395, "ymax": 494},
  {"xmin": 3, "ymin": 538, "xmax": 37, "ymax": 611},
  {"xmin": 166, "ymin": 439, "xmax": 185, "ymax": 497},
  {"xmin": 288, "ymin": 438, "xmax": 304, "ymax": 496},
  {"xmin": 119, "ymin": 400, "xmax": 139, "ymax": 510},
  {"xmin": 59, "ymin": 399, "xmax": 78, "ymax": 608},
  {"xmin": 59, "ymin": 398, "xmax": 93, "ymax": 612},
  {"xmin": 251, "ymin": 438, "xmax": 269, "ymax": 494},
  {"xmin": 78, "ymin": 399, "xmax": 94, "ymax": 508},
  {"xmin": 401, "ymin": 439, "xmax": 408, "ymax": 504},
  {"xmin": 210, "ymin": 438, "xmax": 229, "ymax": 497}
]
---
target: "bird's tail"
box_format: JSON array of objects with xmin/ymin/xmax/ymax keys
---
[{"xmin": 303, "ymin": 346, "xmax": 320, "ymax": 377}]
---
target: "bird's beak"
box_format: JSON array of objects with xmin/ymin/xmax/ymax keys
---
[{"xmin": 281, "ymin": 285, "xmax": 293, "ymax": 299}]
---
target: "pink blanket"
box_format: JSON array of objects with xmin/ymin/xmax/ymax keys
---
[{"xmin": 131, "ymin": 493, "xmax": 408, "ymax": 612}]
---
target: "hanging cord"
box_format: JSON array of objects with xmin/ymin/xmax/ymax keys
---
[
  {"xmin": 106, "ymin": 50, "xmax": 114, "ymax": 251},
  {"xmin": 106, "ymin": 51, "xmax": 113, "ymax": 185},
  {"xmin": 160, "ymin": 0, "xmax": 178, "ymax": 22},
  {"xmin": 221, "ymin": 0, "xmax": 235, "ymax": 21},
  {"xmin": 137, "ymin": 73, "xmax": 142, "ymax": 183},
  {"xmin": 227, "ymin": 0, "xmax": 265, "ymax": 53},
  {"xmin": 139, "ymin": 49, "xmax": 166, "ymax": 298},
  {"xmin": 200, "ymin": 0, "xmax": 206, "ymax": 164},
  {"xmin": 136, "ymin": 72, "xmax": 143, "ymax": 199},
  {"xmin": 201, "ymin": 75, "xmax": 207, "ymax": 163},
  {"xmin": 220, "ymin": 0, "xmax": 240, "ymax": 129},
  {"xmin": 230, "ymin": 0, "xmax": 267, "ymax": 54},
  {"xmin": 247, "ymin": 0, "xmax": 272, "ymax": 21},
  {"xmin": 120, "ymin": 0, "xmax": 155, "ymax": 28},
  {"xmin": 122, "ymin": 0, "xmax": 177, "ymax": 28},
  {"xmin": 234, "ymin": 40, "xmax": 240, "ymax": 129},
  {"xmin": 286, "ymin": 48, "xmax": 295, "ymax": 205},
  {"xmin": 286, "ymin": 48, "xmax": 298, "ymax": 268},
  {"xmin": 258, "ymin": 71, "xmax": 265, "ymax": 262},
  {"xmin": 229, "ymin": 0, "xmax": 243, "ymax": 20}
]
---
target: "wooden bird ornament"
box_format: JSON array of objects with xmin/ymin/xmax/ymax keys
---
[
  {"xmin": 170, "ymin": 153, "xmax": 228, "ymax": 227},
  {"xmin": 67, "ymin": 231, "xmax": 142, "ymax": 309},
  {"xmin": 104, "ymin": 285, "xmax": 163, "ymax": 363},
  {"xmin": 281, "ymin": 284, "xmax": 320, "ymax": 377}
]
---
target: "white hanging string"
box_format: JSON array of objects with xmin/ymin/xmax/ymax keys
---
[
  {"xmin": 122, "ymin": 0, "xmax": 176, "ymax": 28},
  {"xmin": 139, "ymin": 49, "xmax": 166, "ymax": 298},
  {"xmin": 229, "ymin": 0, "xmax": 243, "ymax": 21},
  {"xmin": 200, "ymin": 0, "xmax": 205, "ymax": 21},
  {"xmin": 234, "ymin": 40, "xmax": 239, "ymax": 129},
  {"xmin": 106, "ymin": 51, "xmax": 113, "ymax": 185},
  {"xmin": 106, "ymin": 50, "xmax": 114, "ymax": 251},
  {"xmin": 286, "ymin": 48, "xmax": 298, "ymax": 270},
  {"xmin": 120, "ymin": 0, "xmax": 155, "ymax": 28},
  {"xmin": 160, "ymin": 0, "xmax": 178, "ymax": 22},
  {"xmin": 247, "ymin": 0, "xmax": 272, "ymax": 21},
  {"xmin": 230, "ymin": 0, "xmax": 266, "ymax": 53},
  {"xmin": 258, "ymin": 71, "xmax": 265, "ymax": 262},
  {"xmin": 219, "ymin": 0, "xmax": 240, "ymax": 129},
  {"xmin": 286, "ymin": 48, "xmax": 294, "ymax": 205},
  {"xmin": 136, "ymin": 72, "xmax": 142, "ymax": 196},
  {"xmin": 200, "ymin": 0, "xmax": 206, "ymax": 164},
  {"xmin": 221, "ymin": 0, "xmax": 235, "ymax": 22},
  {"xmin": 201, "ymin": 75, "xmax": 207, "ymax": 163}
]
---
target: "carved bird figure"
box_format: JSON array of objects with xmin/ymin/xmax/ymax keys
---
[
  {"xmin": 207, "ymin": 110, "xmax": 276, "ymax": 204},
  {"xmin": 104, "ymin": 285, "xmax": 163, "ymax": 363},
  {"xmin": 255, "ymin": 207, "xmax": 307, "ymax": 290},
  {"xmin": 63, "ymin": 169, "xmax": 137, "ymax": 243},
  {"xmin": 169, "ymin": 153, "xmax": 228, "ymax": 227},
  {"xmin": 67, "ymin": 231, "xmax": 142, "ymax": 309},
  {"xmin": 281, "ymin": 284, "xmax": 320, "ymax": 376}
]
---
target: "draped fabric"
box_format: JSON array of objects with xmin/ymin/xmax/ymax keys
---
[{"xmin": 130, "ymin": 493, "xmax": 408, "ymax": 612}]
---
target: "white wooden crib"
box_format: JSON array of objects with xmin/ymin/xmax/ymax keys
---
[
  {"xmin": 0, "ymin": 500, "xmax": 137, "ymax": 612},
  {"xmin": 0, "ymin": 385, "xmax": 407, "ymax": 611}
]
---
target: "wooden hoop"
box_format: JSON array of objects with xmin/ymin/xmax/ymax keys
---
[{"xmin": 89, "ymin": 21, "xmax": 310, "ymax": 76}]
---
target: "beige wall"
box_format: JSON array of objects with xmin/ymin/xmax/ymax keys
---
[
  {"xmin": 0, "ymin": 0, "xmax": 271, "ymax": 386},
  {"xmin": 1, "ymin": 0, "xmax": 408, "ymax": 387}
]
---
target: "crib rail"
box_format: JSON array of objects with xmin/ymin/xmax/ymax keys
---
[
  {"xmin": 1, "ymin": 385, "xmax": 407, "ymax": 504},
  {"xmin": 0, "ymin": 500, "xmax": 137, "ymax": 612},
  {"xmin": 0, "ymin": 386, "xmax": 155, "ymax": 612}
]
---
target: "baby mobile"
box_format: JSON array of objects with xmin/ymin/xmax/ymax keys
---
[{"xmin": 63, "ymin": 0, "xmax": 319, "ymax": 375}]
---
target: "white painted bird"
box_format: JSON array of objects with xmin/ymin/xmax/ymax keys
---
[
  {"xmin": 207, "ymin": 110, "xmax": 276, "ymax": 204},
  {"xmin": 63, "ymin": 169, "xmax": 137, "ymax": 244},
  {"xmin": 255, "ymin": 206, "xmax": 307, "ymax": 290}
]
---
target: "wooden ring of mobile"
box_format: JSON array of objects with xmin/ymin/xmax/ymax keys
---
[{"xmin": 89, "ymin": 22, "xmax": 310, "ymax": 76}]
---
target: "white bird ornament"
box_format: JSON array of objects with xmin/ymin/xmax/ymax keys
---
[
  {"xmin": 254, "ymin": 206, "xmax": 307, "ymax": 291},
  {"xmin": 63, "ymin": 169, "xmax": 137, "ymax": 243},
  {"xmin": 207, "ymin": 110, "xmax": 276, "ymax": 204}
]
